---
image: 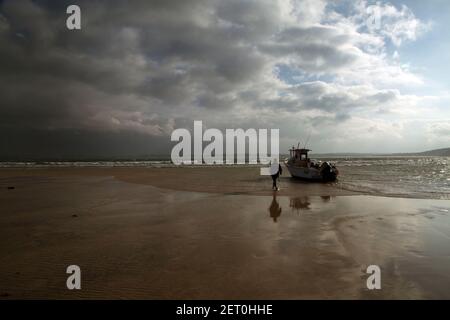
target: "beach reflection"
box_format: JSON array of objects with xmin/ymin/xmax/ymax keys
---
[
  {"xmin": 268, "ymin": 195, "xmax": 336, "ymax": 221},
  {"xmin": 289, "ymin": 196, "xmax": 311, "ymax": 213},
  {"xmin": 268, "ymin": 192, "xmax": 282, "ymax": 222}
]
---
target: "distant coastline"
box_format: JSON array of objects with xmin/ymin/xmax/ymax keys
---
[
  {"xmin": 1, "ymin": 147, "xmax": 449, "ymax": 162},
  {"xmin": 388, "ymin": 147, "xmax": 450, "ymax": 157},
  {"xmin": 313, "ymin": 147, "xmax": 450, "ymax": 158}
]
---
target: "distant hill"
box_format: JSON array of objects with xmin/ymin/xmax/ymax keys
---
[
  {"xmin": 390, "ymin": 147, "xmax": 450, "ymax": 157},
  {"xmin": 310, "ymin": 147, "xmax": 450, "ymax": 158},
  {"xmin": 310, "ymin": 153, "xmax": 378, "ymax": 158}
]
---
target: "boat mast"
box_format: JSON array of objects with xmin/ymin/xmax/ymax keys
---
[{"xmin": 304, "ymin": 130, "xmax": 311, "ymax": 149}]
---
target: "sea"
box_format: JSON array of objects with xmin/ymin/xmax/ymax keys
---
[
  {"xmin": 331, "ymin": 157, "xmax": 450, "ymax": 200},
  {"xmin": 1, "ymin": 156, "xmax": 449, "ymax": 200}
]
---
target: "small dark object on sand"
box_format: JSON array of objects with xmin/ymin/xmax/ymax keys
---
[
  {"xmin": 7, "ymin": 186, "xmax": 15, "ymax": 190},
  {"xmin": 72, "ymin": 214, "xmax": 78, "ymax": 218}
]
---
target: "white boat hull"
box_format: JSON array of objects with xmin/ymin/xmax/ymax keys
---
[
  {"xmin": 285, "ymin": 163, "xmax": 322, "ymax": 180},
  {"xmin": 284, "ymin": 161, "xmax": 338, "ymax": 182}
]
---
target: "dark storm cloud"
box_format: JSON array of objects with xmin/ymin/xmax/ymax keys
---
[{"xmin": 0, "ymin": 0, "xmax": 418, "ymax": 158}]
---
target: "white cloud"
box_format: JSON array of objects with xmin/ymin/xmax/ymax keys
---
[{"xmin": 352, "ymin": 0, "xmax": 432, "ymax": 46}]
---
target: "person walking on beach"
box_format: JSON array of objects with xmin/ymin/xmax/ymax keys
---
[{"xmin": 270, "ymin": 158, "xmax": 282, "ymax": 191}]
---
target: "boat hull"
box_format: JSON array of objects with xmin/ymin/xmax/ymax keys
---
[{"xmin": 285, "ymin": 162, "xmax": 338, "ymax": 182}]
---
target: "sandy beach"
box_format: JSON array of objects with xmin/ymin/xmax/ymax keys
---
[{"xmin": 1, "ymin": 166, "xmax": 450, "ymax": 299}]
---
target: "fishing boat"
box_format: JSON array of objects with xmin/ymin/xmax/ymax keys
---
[{"xmin": 285, "ymin": 147, "xmax": 339, "ymax": 182}]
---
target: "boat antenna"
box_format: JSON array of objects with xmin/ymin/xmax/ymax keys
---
[{"xmin": 304, "ymin": 130, "xmax": 311, "ymax": 149}]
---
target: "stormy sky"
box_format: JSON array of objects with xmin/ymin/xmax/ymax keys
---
[{"xmin": 0, "ymin": 0, "xmax": 449, "ymax": 159}]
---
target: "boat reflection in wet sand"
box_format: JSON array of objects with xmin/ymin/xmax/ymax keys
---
[{"xmin": 285, "ymin": 147, "xmax": 339, "ymax": 182}]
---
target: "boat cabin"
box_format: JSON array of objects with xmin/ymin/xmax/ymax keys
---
[
  {"xmin": 289, "ymin": 148, "xmax": 310, "ymax": 160},
  {"xmin": 289, "ymin": 148, "xmax": 311, "ymax": 167}
]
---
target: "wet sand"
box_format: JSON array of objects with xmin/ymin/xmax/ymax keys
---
[
  {"xmin": 0, "ymin": 166, "xmax": 358, "ymax": 196},
  {"xmin": 0, "ymin": 167, "xmax": 449, "ymax": 299}
]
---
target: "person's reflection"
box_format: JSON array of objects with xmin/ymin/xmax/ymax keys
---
[
  {"xmin": 289, "ymin": 196, "xmax": 311, "ymax": 213},
  {"xmin": 269, "ymin": 191, "xmax": 282, "ymax": 222}
]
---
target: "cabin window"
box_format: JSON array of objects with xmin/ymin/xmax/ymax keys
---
[{"xmin": 300, "ymin": 154, "xmax": 307, "ymax": 160}]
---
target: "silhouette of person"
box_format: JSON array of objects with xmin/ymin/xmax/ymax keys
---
[
  {"xmin": 270, "ymin": 158, "xmax": 282, "ymax": 190},
  {"xmin": 269, "ymin": 192, "xmax": 282, "ymax": 222}
]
